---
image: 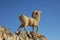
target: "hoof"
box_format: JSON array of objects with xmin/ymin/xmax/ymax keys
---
[
  {"xmin": 15, "ymin": 31, "xmax": 20, "ymax": 36},
  {"xmin": 16, "ymin": 31, "xmax": 19, "ymax": 34}
]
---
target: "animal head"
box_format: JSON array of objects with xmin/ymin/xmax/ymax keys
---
[{"xmin": 32, "ymin": 10, "xmax": 41, "ymax": 18}]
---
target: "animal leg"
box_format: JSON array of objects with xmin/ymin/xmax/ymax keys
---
[
  {"xmin": 36, "ymin": 25, "xmax": 38, "ymax": 33},
  {"xmin": 32, "ymin": 27, "xmax": 34, "ymax": 32},
  {"xmin": 24, "ymin": 26, "xmax": 28, "ymax": 33},
  {"xmin": 17, "ymin": 25, "xmax": 23, "ymax": 31},
  {"xmin": 16, "ymin": 25, "xmax": 23, "ymax": 34}
]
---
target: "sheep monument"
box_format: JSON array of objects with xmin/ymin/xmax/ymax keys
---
[{"xmin": 17, "ymin": 10, "xmax": 41, "ymax": 33}]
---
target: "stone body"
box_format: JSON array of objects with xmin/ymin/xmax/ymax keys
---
[{"xmin": 17, "ymin": 10, "xmax": 41, "ymax": 32}]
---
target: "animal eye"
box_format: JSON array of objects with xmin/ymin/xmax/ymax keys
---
[{"xmin": 36, "ymin": 12, "xmax": 38, "ymax": 15}]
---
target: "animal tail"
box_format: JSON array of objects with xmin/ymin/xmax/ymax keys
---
[{"xmin": 19, "ymin": 14, "xmax": 28, "ymax": 25}]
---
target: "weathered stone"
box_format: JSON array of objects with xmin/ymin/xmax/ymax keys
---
[{"xmin": 0, "ymin": 26, "xmax": 48, "ymax": 40}]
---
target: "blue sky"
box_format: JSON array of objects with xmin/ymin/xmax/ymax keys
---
[{"xmin": 0, "ymin": 0, "xmax": 60, "ymax": 40}]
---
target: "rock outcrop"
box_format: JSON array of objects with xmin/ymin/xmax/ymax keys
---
[{"xmin": 0, "ymin": 26, "xmax": 48, "ymax": 40}]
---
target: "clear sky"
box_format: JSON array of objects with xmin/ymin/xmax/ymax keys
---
[{"xmin": 0, "ymin": 0, "xmax": 60, "ymax": 40}]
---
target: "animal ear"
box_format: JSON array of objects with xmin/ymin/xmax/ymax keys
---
[{"xmin": 35, "ymin": 10, "xmax": 42, "ymax": 14}]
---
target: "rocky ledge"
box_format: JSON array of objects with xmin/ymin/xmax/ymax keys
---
[{"xmin": 0, "ymin": 26, "xmax": 48, "ymax": 40}]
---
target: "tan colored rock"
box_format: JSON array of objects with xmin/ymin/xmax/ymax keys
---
[
  {"xmin": 0, "ymin": 26, "xmax": 48, "ymax": 40},
  {"xmin": 0, "ymin": 32, "xmax": 3, "ymax": 40},
  {"xmin": 7, "ymin": 34, "xmax": 17, "ymax": 40},
  {"xmin": 39, "ymin": 35, "xmax": 48, "ymax": 40}
]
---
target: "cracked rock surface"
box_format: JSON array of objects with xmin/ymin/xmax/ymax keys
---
[{"xmin": 0, "ymin": 26, "xmax": 48, "ymax": 40}]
